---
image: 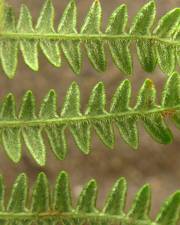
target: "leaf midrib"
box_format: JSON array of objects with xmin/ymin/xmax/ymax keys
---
[
  {"xmin": 0, "ymin": 106, "xmax": 179, "ymax": 128},
  {"xmin": 0, "ymin": 32, "xmax": 179, "ymax": 46},
  {"xmin": 0, "ymin": 211, "xmax": 157, "ymax": 225}
]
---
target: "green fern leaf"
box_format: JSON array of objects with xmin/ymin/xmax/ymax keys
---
[
  {"xmin": 110, "ymin": 80, "xmax": 138, "ymax": 149},
  {"xmin": 58, "ymin": 0, "xmax": 81, "ymax": 74},
  {"xmin": 53, "ymin": 172, "xmax": 72, "ymax": 225},
  {"xmin": 39, "ymin": 90, "xmax": 68, "ymax": 160},
  {"xmin": 7, "ymin": 173, "xmax": 27, "ymax": 213},
  {"xmin": 7, "ymin": 173, "xmax": 27, "ymax": 225},
  {"xmin": 135, "ymin": 79, "xmax": 173, "ymax": 144},
  {"xmin": 102, "ymin": 177, "xmax": 127, "ymax": 215},
  {"xmin": 86, "ymin": 82, "xmax": 114, "ymax": 149},
  {"xmin": 0, "ymin": 6, "xmax": 18, "ymax": 78},
  {"xmin": 154, "ymin": 8, "xmax": 180, "ymax": 75},
  {"xmin": 19, "ymin": 91, "xmax": 46, "ymax": 166},
  {"xmin": 36, "ymin": 0, "xmax": 61, "ymax": 67},
  {"xmin": 1, "ymin": 94, "xmax": 21, "ymax": 163},
  {"xmin": 0, "ymin": 171, "xmax": 179, "ymax": 225},
  {"xmin": 0, "ymin": 0, "xmax": 180, "ymax": 77},
  {"xmin": 81, "ymin": 0, "xmax": 106, "ymax": 72},
  {"xmin": 76, "ymin": 180, "xmax": 97, "ymax": 213},
  {"xmin": 106, "ymin": 4, "xmax": 132, "ymax": 75},
  {"xmin": 162, "ymin": 72, "xmax": 180, "ymax": 128},
  {"xmin": 53, "ymin": 171, "xmax": 72, "ymax": 212},
  {"xmin": 130, "ymin": 0, "xmax": 157, "ymax": 72},
  {"xmin": 61, "ymin": 82, "xmax": 90, "ymax": 154},
  {"xmin": 162, "ymin": 72, "xmax": 180, "ymax": 107},
  {"xmin": 0, "ymin": 73, "xmax": 179, "ymax": 165},
  {"xmin": 31, "ymin": 173, "xmax": 49, "ymax": 213},
  {"xmin": 17, "ymin": 4, "xmax": 39, "ymax": 71},
  {"xmin": 155, "ymin": 192, "xmax": 180, "ymax": 225},
  {"xmin": 128, "ymin": 184, "xmax": 151, "ymax": 220}
]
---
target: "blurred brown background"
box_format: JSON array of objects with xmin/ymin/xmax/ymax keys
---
[{"xmin": 0, "ymin": 0, "xmax": 179, "ymax": 219}]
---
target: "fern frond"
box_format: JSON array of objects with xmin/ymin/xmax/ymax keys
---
[
  {"xmin": 0, "ymin": 0, "xmax": 180, "ymax": 78},
  {"xmin": 0, "ymin": 171, "xmax": 179, "ymax": 225},
  {"xmin": 0, "ymin": 72, "xmax": 179, "ymax": 165}
]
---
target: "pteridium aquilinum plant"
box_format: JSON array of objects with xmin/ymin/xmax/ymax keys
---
[
  {"xmin": 0, "ymin": 0, "xmax": 179, "ymax": 78},
  {"xmin": 0, "ymin": 171, "xmax": 179, "ymax": 225},
  {"xmin": 0, "ymin": 72, "xmax": 179, "ymax": 166},
  {"xmin": 0, "ymin": 0, "xmax": 179, "ymax": 224}
]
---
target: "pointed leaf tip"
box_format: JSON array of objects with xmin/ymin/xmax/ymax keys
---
[
  {"xmin": 130, "ymin": 0, "xmax": 156, "ymax": 35},
  {"xmin": 86, "ymin": 81, "xmax": 106, "ymax": 115},
  {"xmin": 110, "ymin": 79, "xmax": 131, "ymax": 113},
  {"xmin": 24, "ymin": 90, "xmax": 33, "ymax": 99},
  {"xmin": 128, "ymin": 184, "xmax": 151, "ymax": 220},
  {"xmin": 32, "ymin": 172, "xmax": 49, "ymax": 212},
  {"xmin": 48, "ymin": 89, "xmax": 56, "ymax": 97},
  {"xmin": 95, "ymin": 82, "xmax": 105, "ymax": 93},
  {"xmin": 70, "ymin": 81, "xmax": 79, "ymax": 89},
  {"xmin": 154, "ymin": 8, "xmax": 180, "ymax": 37},
  {"xmin": 130, "ymin": 0, "xmax": 157, "ymax": 72},
  {"xmin": 144, "ymin": 79, "xmax": 155, "ymax": 89},
  {"xmin": 7, "ymin": 173, "xmax": 27, "ymax": 212},
  {"xmin": 36, "ymin": 0, "xmax": 61, "ymax": 67},
  {"xmin": 58, "ymin": 0, "xmax": 81, "ymax": 73},
  {"xmin": 64, "ymin": 82, "xmax": 91, "ymax": 153},
  {"xmin": 61, "ymin": 81, "xmax": 80, "ymax": 117},
  {"xmin": 19, "ymin": 90, "xmax": 35, "ymax": 120},
  {"xmin": 6, "ymin": 93, "xmax": 14, "ymax": 100},
  {"xmin": 81, "ymin": 0, "xmax": 106, "ymax": 72},
  {"xmin": 103, "ymin": 177, "xmax": 127, "ymax": 215},
  {"xmin": 77, "ymin": 179, "xmax": 97, "ymax": 213},
  {"xmin": 1, "ymin": 93, "xmax": 21, "ymax": 163},
  {"xmin": 20, "ymin": 91, "xmax": 46, "ymax": 166},
  {"xmin": 59, "ymin": 170, "xmax": 69, "ymax": 180},
  {"xmin": 162, "ymin": 71, "xmax": 180, "ymax": 108},
  {"xmin": 1, "ymin": 92, "xmax": 16, "ymax": 117},
  {"xmin": 81, "ymin": 179, "xmax": 97, "ymax": 196},
  {"xmin": 54, "ymin": 170, "xmax": 72, "ymax": 212},
  {"xmin": 39, "ymin": 89, "xmax": 57, "ymax": 119},
  {"xmin": 36, "ymin": 0, "xmax": 54, "ymax": 30},
  {"xmin": 95, "ymin": 0, "xmax": 100, "ymax": 4},
  {"xmin": 106, "ymin": 3, "xmax": 132, "ymax": 75},
  {"xmin": 135, "ymin": 78, "xmax": 156, "ymax": 110},
  {"xmin": 156, "ymin": 191, "xmax": 180, "ymax": 225},
  {"xmin": 37, "ymin": 172, "xmax": 47, "ymax": 182},
  {"xmin": 88, "ymin": 179, "xmax": 97, "ymax": 189}
]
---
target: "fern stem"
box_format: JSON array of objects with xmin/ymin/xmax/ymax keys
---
[
  {"xmin": 0, "ymin": 106, "xmax": 179, "ymax": 128},
  {"xmin": 0, "ymin": 33, "xmax": 179, "ymax": 46},
  {"xmin": 0, "ymin": 0, "xmax": 180, "ymax": 77},
  {"xmin": 0, "ymin": 171, "xmax": 178, "ymax": 225},
  {"xmin": 0, "ymin": 212, "xmax": 156, "ymax": 225}
]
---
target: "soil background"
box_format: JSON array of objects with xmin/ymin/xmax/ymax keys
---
[{"xmin": 0, "ymin": 0, "xmax": 179, "ymax": 219}]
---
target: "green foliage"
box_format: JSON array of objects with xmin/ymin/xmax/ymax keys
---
[
  {"xmin": 0, "ymin": 1, "xmax": 178, "ymax": 223},
  {"xmin": 0, "ymin": 0, "xmax": 179, "ymax": 78},
  {"xmin": 0, "ymin": 171, "xmax": 179, "ymax": 225},
  {"xmin": 0, "ymin": 72, "xmax": 179, "ymax": 165}
]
